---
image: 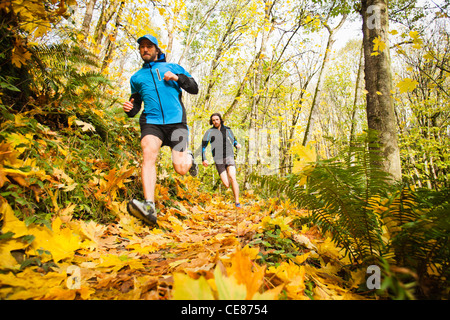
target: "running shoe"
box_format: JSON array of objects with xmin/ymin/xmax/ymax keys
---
[
  {"xmin": 187, "ymin": 150, "xmax": 198, "ymax": 177},
  {"xmin": 127, "ymin": 199, "xmax": 157, "ymax": 226}
]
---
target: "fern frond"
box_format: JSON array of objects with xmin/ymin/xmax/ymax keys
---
[
  {"xmin": 387, "ymin": 187, "xmax": 450, "ymax": 284},
  {"xmin": 32, "ymin": 43, "xmax": 99, "ymax": 68},
  {"xmin": 251, "ymin": 131, "xmax": 395, "ymax": 265},
  {"xmin": 252, "ymin": 132, "xmax": 449, "ymax": 297}
]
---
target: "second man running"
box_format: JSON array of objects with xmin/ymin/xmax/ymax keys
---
[{"xmin": 201, "ymin": 113, "xmax": 242, "ymax": 207}]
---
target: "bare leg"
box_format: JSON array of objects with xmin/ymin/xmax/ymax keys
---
[
  {"xmin": 141, "ymin": 135, "xmax": 162, "ymax": 202},
  {"xmin": 219, "ymin": 170, "xmax": 230, "ymax": 188},
  {"xmin": 226, "ymin": 165, "xmax": 240, "ymax": 204},
  {"xmin": 172, "ymin": 149, "xmax": 192, "ymax": 175}
]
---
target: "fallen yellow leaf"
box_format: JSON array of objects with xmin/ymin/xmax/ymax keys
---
[{"xmin": 172, "ymin": 273, "xmax": 215, "ymax": 300}]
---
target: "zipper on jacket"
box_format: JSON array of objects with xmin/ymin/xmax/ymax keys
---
[{"xmin": 149, "ymin": 64, "xmax": 165, "ymax": 124}]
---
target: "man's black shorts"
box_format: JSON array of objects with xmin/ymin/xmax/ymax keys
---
[
  {"xmin": 140, "ymin": 123, "xmax": 189, "ymax": 152},
  {"xmin": 215, "ymin": 156, "xmax": 236, "ymax": 175}
]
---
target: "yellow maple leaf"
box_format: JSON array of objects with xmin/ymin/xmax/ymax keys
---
[
  {"xmin": 0, "ymin": 267, "xmax": 66, "ymax": 299},
  {"xmin": 33, "ymin": 20, "xmax": 51, "ymax": 38},
  {"xmin": 291, "ymin": 143, "xmax": 317, "ymax": 174},
  {"xmin": 11, "ymin": 44, "xmax": 32, "ymax": 68},
  {"xmin": 5, "ymin": 132, "xmax": 33, "ymax": 153},
  {"xmin": 1, "ymin": 202, "xmax": 78, "ymax": 265},
  {"xmin": 372, "ymin": 36, "xmax": 386, "ymax": 53},
  {"xmin": 396, "ymin": 78, "xmax": 418, "ymax": 93},
  {"xmin": 24, "ymin": 217, "xmax": 83, "ymax": 262},
  {"xmin": 97, "ymin": 253, "xmax": 144, "ymax": 271},
  {"xmin": 127, "ymin": 243, "xmax": 159, "ymax": 255},
  {"xmin": 227, "ymin": 248, "xmax": 266, "ymax": 300},
  {"xmin": 349, "ymin": 268, "xmax": 367, "ymax": 289},
  {"xmin": 409, "ymin": 30, "xmax": 423, "ymax": 49},
  {"xmin": 252, "ymin": 285, "xmax": 284, "ymax": 300},
  {"xmin": 240, "ymin": 245, "xmax": 260, "ymax": 260},
  {"xmin": 50, "ymin": 220, "xmax": 83, "ymax": 262},
  {"xmin": 316, "ymin": 237, "xmax": 342, "ymax": 260},
  {"xmin": 268, "ymin": 261, "xmax": 307, "ymax": 299},
  {"xmin": 291, "ymin": 143, "xmax": 316, "ymax": 162},
  {"xmin": 1, "ymin": 199, "xmax": 29, "ymax": 238},
  {"xmin": 423, "ymin": 51, "xmax": 434, "ymax": 60},
  {"xmin": 168, "ymin": 215, "xmax": 186, "ymax": 232},
  {"xmin": 172, "ymin": 272, "xmax": 215, "ymax": 300},
  {"xmin": 43, "ymin": 285, "xmax": 94, "ymax": 300},
  {"xmin": 295, "ymin": 252, "xmax": 311, "ymax": 265},
  {"xmin": 261, "ymin": 215, "xmax": 293, "ymax": 236},
  {"xmin": 213, "ymin": 265, "xmax": 247, "ymax": 300},
  {"xmin": 0, "ymin": 238, "xmax": 28, "ymax": 269}
]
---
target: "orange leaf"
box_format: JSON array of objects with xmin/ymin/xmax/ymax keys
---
[{"xmin": 227, "ymin": 248, "xmax": 266, "ymax": 300}]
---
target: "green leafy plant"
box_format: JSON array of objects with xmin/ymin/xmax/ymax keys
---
[
  {"xmin": 252, "ymin": 132, "xmax": 394, "ymax": 265},
  {"xmin": 250, "ymin": 131, "xmax": 450, "ymax": 299},
  {"xmin": 384, "ymin": 187, "xmax": 450, "ymax": 298}
]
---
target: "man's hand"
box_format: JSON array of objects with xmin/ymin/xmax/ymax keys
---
[
  {"xmin": 202, "ymin": 160, "xmax": 209, "ymax": 167},
  {"xmin": 236, "ymin": 143, "xmax": 242, "ymax": 149},
  {"xmin": 123, "ymin": 98, "xmax": 134, "ymax": 113},
  {"xmin": 164, "ymin": 71, "xmax": 178, "ymax": 81}
]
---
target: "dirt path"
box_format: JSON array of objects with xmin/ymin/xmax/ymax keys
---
[{"xmin": 0, "ymin": 178, "xmax": 368, "ymax": 300}]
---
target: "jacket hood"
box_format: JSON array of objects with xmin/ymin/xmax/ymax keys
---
[{"xmin": 142, "ymin": 52, "xmax": 166, "ymax": 67}]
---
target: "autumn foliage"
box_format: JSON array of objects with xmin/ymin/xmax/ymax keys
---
[
  {"xmin": 1, "ymin": 175, "xmax": 371, "ymax": 300},
  {"xmin": 0, "ymin": 0, "xmax": 449, "ymax": 301}
]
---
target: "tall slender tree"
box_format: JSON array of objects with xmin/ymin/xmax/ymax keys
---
[
  {"xmin": 361, "ymin": 0, "xmax": 402, "ymax": 181},
  {"xmin": 302, "ymin": 10, "xmax": 347, "ymax": 146},
  {"xmin": 80, "ymin": 0, "xmax": 98, "ymax": 44}
]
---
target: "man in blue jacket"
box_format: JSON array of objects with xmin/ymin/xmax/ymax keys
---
[
  {"xmin": 201, "ymin": 113, "xmax": 242, "ymax": 207},
  {"xmin": 123, "ymin": 34, "xmax": 198, "ymax": 226}
]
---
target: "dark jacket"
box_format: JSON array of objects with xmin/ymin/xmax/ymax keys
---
[{"xmin": 201, "ymin": 125, "xmax": 238, "ymax": 161}]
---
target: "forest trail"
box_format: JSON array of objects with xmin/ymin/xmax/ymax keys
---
[{"xmin": 0, "ymin": 176, "xmax": 369, "ymax": 300}]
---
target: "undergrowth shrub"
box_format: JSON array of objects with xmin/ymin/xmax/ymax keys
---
[{"xmin": 250, "ymin": 132, "xmax": 450, "ymax": 299}]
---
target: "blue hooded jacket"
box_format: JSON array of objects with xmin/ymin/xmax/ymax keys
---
[{"xmin": 126, "ymin": 40, "xmax": 198, "ymax": 125}]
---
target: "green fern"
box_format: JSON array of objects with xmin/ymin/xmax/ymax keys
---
[
  {"xmin": 251, "ymin": 132, "xmax": 395, "ymax": 264},
  {"xmin": 30, "ymin": 43, "xmax": 110, "ymax": 99},
  {"xmin": 251, "ymin": 131, "xmax": 450, "ymax": 298},
  {"xmin": 385, "ymin": 187, "xmax": 450, "ymax": 298}
]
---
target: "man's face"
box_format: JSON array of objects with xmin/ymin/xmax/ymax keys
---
[
  {"xmin": 139, "ymin": 39, "xmax": 158, "ymax": 63},
  {"xmin": 211, "ymin": 116, "xmax": 221, "ymax": 128}
]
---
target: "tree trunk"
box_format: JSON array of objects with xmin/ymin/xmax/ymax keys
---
[
  {"xmin": 223, "ymin": 57, "xmax": 256, "ymax": 120},
  {"xmin": 302, "ymin": 13, "xmax": 347, "ymax": 146},
  {"xmin": 243, "ymin": 0, "xmax": 274, "ymax": 187},
  {"xmin": 349, "ymin": 43, "xmax": 364, "ymax": 151},
  {"xmin": 101, "ymin": 1, "xmax": 125, "ymax": 72},
  {"xmin": 202, "ymin": 3, "xmax": 246, "ymax": 109},
  {"xmin": 80, "ymin": 0, "xmax": 97, "ymax": 43},
  {"xmin": 177, "ymin": 0, "xmax": 220, "ymax": 65},
  {"xmin": 361, "ymin": 0, "xmax": 402, "ymax": 181},
  {"xmin": 94, "ymin": 0, "xmax": 117, "ymax": 47}
]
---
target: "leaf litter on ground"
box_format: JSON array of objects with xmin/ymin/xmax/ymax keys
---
[{"xmin": 0, "ymin": 176, "xmax": 370, "ymax": 300}]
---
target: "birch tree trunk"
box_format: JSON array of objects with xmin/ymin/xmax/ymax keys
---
[
  {"xmin": 201, "ymin": 1, "xmax": 249, "ymax": 110},
  {"xmin": 349, "ymin": 44, "xmax": 364, "ymax": 149},
  {"xmin": 101, "ymin": 1, "xmax": 125, "ymax": 72},
  {"xmin": 243, "ymin": 0, "xmax": 274, "ymax": 187},
  {"xmin": 80, "ymin": 0, "xmax": 97, "ymax": 43},
  {"xmin": 361, "ymin": 0, "xmax": 402, "ymax": 181},
  {"xmin": 94, "ymin": 0, "xmax": 117, "ymax": 47},
  {"xmin": 302, "ymin": 13, "xmax": 347, "ymax": 146}
]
